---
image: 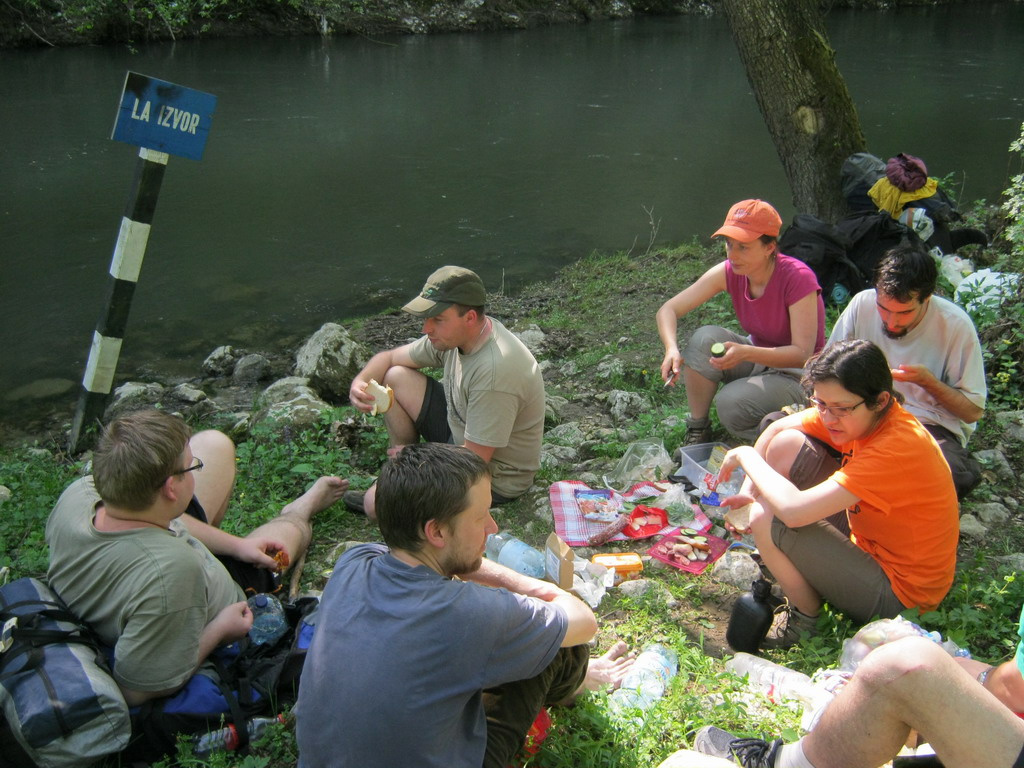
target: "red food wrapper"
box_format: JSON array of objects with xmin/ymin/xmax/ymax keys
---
[{"xmin": 621, "ymin": 505, "xmax": 669, "ymax": 539}]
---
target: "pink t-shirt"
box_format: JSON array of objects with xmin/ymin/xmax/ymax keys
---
[{"xmin": 725, "ymin": 254, "xmax": 825, "ymax": 352}]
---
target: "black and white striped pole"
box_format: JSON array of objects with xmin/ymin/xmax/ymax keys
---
[
  {"xmin": 68, "ymin": 72, "xmax": 216, "ymax": 452},
  {"xmin": 68, "ymin": 148, "xmax": 168, "ymax": 452}
]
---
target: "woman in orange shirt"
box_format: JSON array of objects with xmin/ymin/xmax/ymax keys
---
[{"xmin": 719, "ymin": 339, "xmax": 959, "ymax": 649}]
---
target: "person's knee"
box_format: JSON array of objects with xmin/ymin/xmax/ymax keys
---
[
  {"xmin": 763, "ymin": 429, "xmax": 806, "ymax": 476},
  {"xmin": 857, "ymin": 637, "xmax": 947, "ymax": 695},
  {"xmin": 191, "ymin": 429, "xmax": 236, "ymax": 460},
  {"xmin": 683, "ymin": 326, "xmax": 728, "ymax": 379}
]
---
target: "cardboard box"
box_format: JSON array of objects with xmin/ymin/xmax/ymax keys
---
[
  {"xmin": 590, "ymin": 552, "xmax": 644, "ymax": 584},
  {"xmin": 545, "ymin": 532, "xmax": 574, "ymax": 590}
]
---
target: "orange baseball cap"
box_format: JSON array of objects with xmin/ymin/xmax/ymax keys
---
[{"xmin": 712, "ymin": 199, "xmax": 782, "ymax": 242}]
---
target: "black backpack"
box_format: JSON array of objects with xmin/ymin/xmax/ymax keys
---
[
  {"xmin": 833, "ymin": 210, "xmax": 927, "ymax": 291},
  {"xmin": 121, "ymin": 595, "xmax": 320, "ymax": 763},
  {"xmin": 777, "ymin": 213, "xmax": 861, "ymax": 304}
]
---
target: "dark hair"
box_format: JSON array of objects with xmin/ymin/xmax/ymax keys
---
[
  {"xmin": 376, "ymin": 443, "xmax": 490, "ymax": 552},
  {"xmin": 93, "ymin": 409, "xmax": 192, "ymax": 511},
  {"xmin": 802, "ymin": 340, "xmax": 904, "ymax": 410},
  {"xmin": 874, "ymin": 244, "xmax": 937, "ymax": 303},
  {"xmin": 452, "ymin": 303, "xmax": 486, "ymax": 319},
  {"xmin": 759, "ymin": 234, "xmax": 779, "ymax": 257}
]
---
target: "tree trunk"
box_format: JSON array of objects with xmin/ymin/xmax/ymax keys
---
[{"xmin": 722, "ymin": 0, "xmax": 866, "ymax": 223}]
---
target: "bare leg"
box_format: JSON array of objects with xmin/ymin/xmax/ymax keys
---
[
  {"xmin": 189, "ymin": 430, "xmax": 236, "ymax": 527},
  {"xmin": 382, "ymin": 366, "xmax": 428, "ymax": 448},
  {"xmin": 578, "ymin": 641, "xmax": 635, "ymax": 693},
  {"xmin": 803, "ymin": 637, "xmax": 1024, "ymax": 768},
  {"xmin": 248, "ymin": 476, "xmax": 348, "ymax": 563},
  {"xmin": 683, "ymin": 366, "xmax": 719, "ymax": 421},
  {"xmin": 363, "ymin": 484, "xmax": 378, "ymax": 520}
]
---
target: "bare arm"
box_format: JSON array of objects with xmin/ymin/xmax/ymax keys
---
[
  {"xmin": 720, "ymin": 444, "xmax": 860, "ymax": 528},
  {"xmin": 348, "ymin": 343, "xmax": 420, "ymax": 412},
  {"xmin": 178, "ymin": 516, "xmax": 282, "ymax": 570},
  {"xmin": 656, "ymin": 262, "xmax": 728, "ymax": 382},
  {"xmin": 118, "ymin": 601, "xmax": 254, "ymax": 706},
  {"xmin": 892, "ymin": 364, "xmax": 985, "ymax": 423},
  {"xmin": 463, "ymin": 439, "xmax": 496, "ymax": 464},
  {"xmin": 464, "ymin": 558, "xmax": 597, "ymax": 648},
  {"xmin": 716, "ymin": 291, "xmax": 819, "ymax": 371},
  {"xmin": 957, "ymin": 658, "xmax": 1024, "ymax": 713}
]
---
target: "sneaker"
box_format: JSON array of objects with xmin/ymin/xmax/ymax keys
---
[
  {"xmin": 693, "ymin": 726, "xmax": 782, "ymax": 767},
  {"xmin": 760, "ymin": 602, "xmax": 819, "ymax": 650},
  {"xmin": 342, "ymin": 490, "xmax": 367, "ymax": 515}
]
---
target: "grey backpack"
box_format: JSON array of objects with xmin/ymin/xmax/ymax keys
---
[{"xmin": 0, "ymin": 577, "xmax": 130, "ymax": 768}]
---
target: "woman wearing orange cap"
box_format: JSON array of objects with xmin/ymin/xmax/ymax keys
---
[{"xmin": 656, "ymin": 199, "xmax": 826, "ymax": 444}]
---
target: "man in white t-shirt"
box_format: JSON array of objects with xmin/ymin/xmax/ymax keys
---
[
  {"xmin": 346, "ymin": 266, "xmax": 545, "ymax": 517},
  {"xmin": 828, "ymin": 245, "xmax": 986, "ymax": 498}
]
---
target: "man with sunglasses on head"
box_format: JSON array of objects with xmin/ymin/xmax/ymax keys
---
[
  {"xmin": 828, "ymin": 244, "xmax": 986, "ymax": 498},
  {"xmin": 45, "ymin": 408, "xmax": 347, "ymax": 707}
]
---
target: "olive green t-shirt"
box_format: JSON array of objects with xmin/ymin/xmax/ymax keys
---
[
  {"xmin": 408, "ymin": 318, "xmax": 545, "ymax": 498},
  {"xmin": 45, "ymin": 477, "xmax": 244, "ymax": 692}
]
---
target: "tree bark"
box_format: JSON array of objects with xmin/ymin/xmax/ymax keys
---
[{"xmin": 722, "ymin": 0, "xmax": 866, "ymax": 222}]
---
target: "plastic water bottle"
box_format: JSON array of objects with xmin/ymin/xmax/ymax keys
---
[
  {"xmin": 725, "ymin": 652, "xmax": 819, "ymax": 706},
  {"xmin": 485, "ymin": 532, "xmax": 545, "ymax": 579},
  {"xmin": 194, "ymin": 715, "xmax": 285, "ymax": 755},
  {"xmin": 726, "ymin": 579, "xmax": 775, "ymax": 654},
  {"xmin": 608, "ymin": 644, "xmax": 679, "ymax": 714},
  {"xmin": 247, "ymin": 593, "xmax": 288, "ymax": 646}
]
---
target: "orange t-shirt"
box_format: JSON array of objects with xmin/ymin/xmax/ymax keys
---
[{"xmin": 799, "ymin": 402, "xmax": 959, "ymax": 612}]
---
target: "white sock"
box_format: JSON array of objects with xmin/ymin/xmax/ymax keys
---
[{"xmin": 775, "ymin": 738, "xmax": 817, "ymax": 768}]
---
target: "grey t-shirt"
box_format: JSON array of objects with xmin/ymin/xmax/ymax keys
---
[
  {"xmin": 407, "ymin": 317, "xmax": 545, "ymax": 498},
  {"xmin": 295, "ymin": 544, "xmax": 567, "ymax": 768},
  {"xmin": 45, "ymin": 477, "xmax": 243, "ymax": 692}
]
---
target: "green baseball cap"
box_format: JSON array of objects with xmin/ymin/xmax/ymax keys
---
[{"xmin": 402, "ymin": 266, "xmax": 486, "ymax": 318}]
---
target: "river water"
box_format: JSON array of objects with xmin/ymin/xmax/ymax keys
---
[{"xmin": 1, "ymin": 4, "xmax": 1022, "ymax": 431}]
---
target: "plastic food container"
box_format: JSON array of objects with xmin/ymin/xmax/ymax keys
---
[
  {"xmin": 591, "ymin": 552, "xmax": 644, "ymax": 584},
  {"xmin": 674, "ymin": 443, "xmax": 745, "ymax": 498}
]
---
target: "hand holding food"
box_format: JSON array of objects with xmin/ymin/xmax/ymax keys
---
[
  {"xmin": 365, "ymin": 379, "xmax": 394, "ymax": 416},
  {"xmin": 723, "ymin": 502, "xmax": 753, "ymax": 534}
]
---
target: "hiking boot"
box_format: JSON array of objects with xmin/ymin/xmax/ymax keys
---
[
  {"xmin": 342, "ymin": 490, "xmax": 367, "ymax": 515},
  {"xmin": 693, "ymin": 725, "xmax": 782, "ymax": 767},
  {"xmin": 760, "ymin": 602, "xmax": 819, "ymax": 651},
  {"xmin": 684, "ymin": 417, "xmax": 714, "ymax": 446}
]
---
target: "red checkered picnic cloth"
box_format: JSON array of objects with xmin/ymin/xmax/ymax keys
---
[{"xmin": 548, "ymin": 481, "xmax": 712, "ymax": 546}]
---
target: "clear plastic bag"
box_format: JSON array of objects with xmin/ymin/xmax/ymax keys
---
[{"xmin": 606, "ymin": 439, "xmax": 674, "ymax": 489}]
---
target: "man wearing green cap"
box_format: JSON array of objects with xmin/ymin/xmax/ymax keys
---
[{"xmin": 346, "ymin": 266, "xmax": 545, "ymax": 516}]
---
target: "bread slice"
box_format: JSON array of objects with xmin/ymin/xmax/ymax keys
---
[
  {"xmin": 723, "ymin": 503, "xmax": 753, "ymax": 533},
  {"xmin": 366, "ymin": 379, "xmax": 394, "ymax": 416}
]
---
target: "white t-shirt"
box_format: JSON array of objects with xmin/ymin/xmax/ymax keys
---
[{"xmin": 828, "ymin": 290, "xmax": 986, "ymax": 445}]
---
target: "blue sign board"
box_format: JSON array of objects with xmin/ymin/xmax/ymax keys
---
[{"xmin": 111, "ymin": 72, "xmax": 216, "ymax": 161}]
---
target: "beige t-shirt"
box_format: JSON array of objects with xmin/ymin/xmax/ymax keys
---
[
  {"xmin": 408, "ymin": 318, "xmax": 545, "ymax": 498},
  {"xmin": 45, "ymin": 477, "xmax": 243, "ymax": 692}
]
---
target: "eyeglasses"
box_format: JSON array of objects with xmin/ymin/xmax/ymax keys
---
[
  {"xmin": 158, "ymin": 458, "xmax": 204, "ymax": 488},
  {"xmin": 808, "ymin": 397, "xmax": 865, "ymax": 419}
]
